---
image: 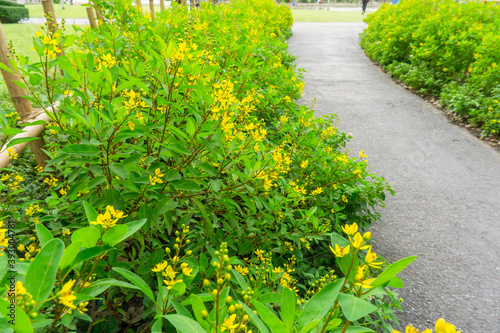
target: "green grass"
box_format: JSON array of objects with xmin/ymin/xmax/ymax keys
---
[
  {"xmin": 26, "ymin": 4, "xmax": 167, "ymax": 19},
  {"xmin": 292, "ymin": 9, "xmax": 365, "ymax": 22},
  {"xmin": 26, "ymin": 4, "xmax": 89, "ymax": 19}
]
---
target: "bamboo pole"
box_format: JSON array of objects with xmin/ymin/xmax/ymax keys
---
[
  {"xmin": 160, "ymin": 0, "xmax": 165, "ymax": 11},
  {"xmin": 94, "ymin": 4, "xmax": 105, "ymax": 23},
  {"xmin": 0, "ymin": 23, "xmax": 50, "ymax": 168},
  {"xmin": 86, "ymin": 7, "xmax": 98, "ymax": 29},
  {"xmin": 0, "ymin": 111, "xmax": 53, "ymax": 169},
  {"xmin": 149, "ymin": 0, "xmax": 155, "ymax": 19}
]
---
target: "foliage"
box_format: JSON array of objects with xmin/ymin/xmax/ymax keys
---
[
  {"xmin": 0, "ymin": 6, "xmax": 29, "ymax": 24},
  {"xmin": 360, "ymin": 0, "xmax": 500, "ymax": 137},
  {"xmin": 0, "ymin": 0, "xmax": 398, "ymax": 331},
  {"xmin": 0, "ymin": 0, "xmax": 25, "ymax": 7}
]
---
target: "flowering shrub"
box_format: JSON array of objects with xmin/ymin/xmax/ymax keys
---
[
  {"xmin": 0, "ymin": 0, "xmax": 404, "ymax": 331},
  {"xmin": 360, "ymin": 0, "xmax": 500, "ymax": 137}
]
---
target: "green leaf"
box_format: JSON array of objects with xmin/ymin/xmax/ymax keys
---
[
  {"xmin": 35, "ymin": 224, "xmax": 53, "ymax": 248},
  {"xmin": 239, "ymin": 301, "xmax": 269, "ymax": 333},
  {"xmin": 153, "ymin": 198, "xmax": 178, "ymax": 216},
  {"xmin": 331, "ymin": 326, "xmax": 375, "ymax": 333},
  {"xmin": 86, "ymin": 278, "xmax": 139, "ymax": 290},
  {"xmin": 172, "ymin": 179, "xmax": 201, "ymax": 191},
  {"xmin": 162, "ymin": 314, "xmax": 207, "ymax": 333},
  {"xmin": 337, "ymin": 293, "xmax": 378, "ymax": 322},
  {"xmin": 25, "ymin": 239, "xmax": 64, "ymax": 303},
  {"xmin": 151, "ymin": 319, "xmax": 162, "ymax": 333},
  {"xmin": 6, "ymin": 137, "xmax": 39, "ymax": 148},
  {"xmin": 298, "ymin": 279, "xmax": 343, "ymax": 330},
  {"xmin": 59, "ymin": 241, "xmax": 83, "ymax": 270},
  {"xmin": 83, "ymin": 201, "xmax": 99, "ymax": 224},
  {"xmin": 71, "ymin": 227, "xmax": 100, "ymax": 248},
  {"xmin": 102, "ymin": 225, "xmax": 128, "ymax": 246},
  {"xmin": 330, "ymin": 232, "xmax": 349, "ymax": 247},
  {"xmin": 387, "ymin": 276, "xmax": 403, "ymax": 288},
  {"xmin": 171, "ymin": 282, "xmax": 186, "ymax": 297},
  {"xmin": 62, "ymin": 144, "xmax": 100, "ymax": 156},
  {"xmin": 281, "ymin": 287, "xmax": 296, "ymax": 330},
  {"xmin": 190, "ymin": 294, "xmax": 210, "ymax": 331},
  {"xmin": 171, "ymin": 300, "xmax": 192, "ymax": 319},
  {"xmin": 0, "ymin": 298, "xmax": 33, "ymax": 333},
  {"xmin": 259, "ymin": 292, "xmax": 281, "ymax": 304},
  {"xmin": 232, "ymin": 269, "xmax": 248, "ymax": 291},
  {"xmin": 117, "ymin": 219, "xmax": 147, "ymax": 244},
  {"xmin": 192, "ymin": 198, "xmax": 212, "ymax": 236},
  {"xmin": 71, "ymin": 245, "xmax": 113, "ymax": 269},
  {"xmin": 299, "ymin": 320, "xmax": 319, "ymax": 333},
  {"xmin": 371, "ymin": 256, "xmax": 416, "ymax": 289},
  {"xmin": 0, "ymin": 259, "xmax": 8, "ymax": 282},
  {"xmin": 112, "ymin": 267, "xmax": 156, "ymax": 303},
  {"xmin": 250, "ymin": 299, "xmax": 287, "ymax": 333},
  {"xmin": 169, "ymin": 143, "xmax": 191, "ymax": 155},
  {"xmin": 109, "ymin": 164, "xmax": 128, "ymax": 179}
]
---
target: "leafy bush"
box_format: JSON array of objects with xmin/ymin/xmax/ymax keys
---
[
  {"xmin": 0, "ymin": 0, "xmax": 401, "ymax": 331},
  {"xmin": 0, "ymin": 7, "xmax": 29, "ymax": 24},
  {"xmin": 0, "ymin": 0, "xmax": 25, "ymax": 7},
  {"xmin": 360, "ymin": 0, "xmax": 500, "ymax": 137}
]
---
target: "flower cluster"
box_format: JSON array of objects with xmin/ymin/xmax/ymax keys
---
[{"xmin": 90, "ymin": 205, "xmax": 127, "ymax": 229}]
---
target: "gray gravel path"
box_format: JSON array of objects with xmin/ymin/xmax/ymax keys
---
[{"xmin": 288, "ymin": 22, "xmax": 500, "ymax": 332}]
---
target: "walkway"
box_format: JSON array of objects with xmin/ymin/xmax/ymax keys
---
[{"xmin": 288, "ymin": 22, "xmax": 500, "ymax": 332}]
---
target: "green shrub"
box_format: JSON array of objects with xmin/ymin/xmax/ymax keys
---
[
  {"xmin": 0, "ymin": 6, "xmax": 29, "ymax": 23},
  {"xmin": 0, "ymin": 0, "xmax": 399, "ymax": 331},
  {"xmin": 0, "ymin": 0, "xmax": 25, "ymax": 7},
  {"xmin": 360, "ymin": 0, "xmax": 500, "ymax": 137}
]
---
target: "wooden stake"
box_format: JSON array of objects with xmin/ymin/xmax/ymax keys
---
[
  {"xmin": 0, "ymin": 23, "xmax": 50, "ymax": 167},
  {"xmin": 149, "ymin": 0, "xmax": 155, "ymax": 19},
  {"xmin": 41, "ymin": 0, "xmax": 59, "ymax": 34},
  {"xmin": 0, "ymin": 110, "xmax": 53, "ymax": 169},
  {"xmin": 86, "ymin": 7, "xmax": 98, "ymax": 29},
  {"xmin": 160, "ymin": 0, "xmax": 165, "ymax": 11}
]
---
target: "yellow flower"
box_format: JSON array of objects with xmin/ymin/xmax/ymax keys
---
[
  {"xmin": 57, "ymin": 280, "xmax": 77, "ymax": 309},
  {"xmin": 235, "ymin": 265, "xmax": 249, "ymax": 275},
  {"xmin": 90, "ymin": 211, "xmax": 116, "ymax": 229},
  {"xmin": 151, "ymin": 261, "xmax": 168, "ymax": 272},
  {"xmin": 128, "ymin": 121, "xmax": 135, "ymax": 131},
  {"xmin": 181, "ymin": 263, "xmax": 194, "ymax": 276},
  {"xmin": 435, "ymin": 318, "xmax": 460, "ymax": 333},
  {"xmin": 220, "ymin": 314, "xmax": 239, "ymax": 332},
  {"xmin": 6, "ymin": 147, "xmax": 18, "ymax": 160},
  {"xmin": 342, "ymin": 223, "xmax": 358, "ymax": 236},
  {"xmin": 359, "ymin": 150, "xmax": 368, "ymax": 158},
  {"xmin": 77, "ymin": 301, "xmax": 89, "ymax": 314},
  {"xmin": 329, "ymin": 244, "xmax": 350, "ymax": 258},
  {"xmin": 272, "ymin": 267, "xmax": 284, "ymax": 274},
  {"xmin": 162, "ymin": 265, "xmax": 183, "ymax": 290},
  {"xmin": 351, "ymin": 233, "xmax": 367, "ymax": 249},
  {"xmin": 300, "ymin": 160, "xmax": 309, "ymax": 169},
  {"xmin": 62, "ymin": 229, "xmax": 71, "ymax": 237},
  {"xmin": 365, "ymin": 246, "xmax": 383, "ymax": 269}
]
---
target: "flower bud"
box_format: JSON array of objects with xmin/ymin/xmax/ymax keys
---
[
  {"xmin": 186, "ymin": 250, "xmax": 192, "ymax": 255},
  {"xmin": 201, "ymin": 310, "xmax": 208, "ymax": 319},
  {"xmin": 243, "ymin": 315, "xmax": 249, "ymax": 321},
  {"xmin": 228, "ymin": 305, "xmax": 235, "ymax": 313},
  {"xmin": 217, "ymin": 278, "xmax": 224, "ymax": 286},
  {"xmin": 212, "ymin": 289, "xmax": 218, "ymax": 297},
  {"xmin": 225, "ymin": 296, "xmax": 232, "ymax": 304},
  {"xmin": 203, "ymin": 279, "xmax": 211, "ymax": 288},
  {"xmin": 165, "ymin": 248, "xmax": 171, "ymax": 254},
  {"xmin": 224, "ymin": 273, "xmax": 231, "ymax": 282}
]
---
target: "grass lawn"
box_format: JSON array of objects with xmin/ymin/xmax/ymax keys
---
[
  {"xmin": 292, "ymin": 9, "xmax": 365, "ymax": 22},
  {"xmin": 26, "ymin": 4, "xmax": 168, "ymax": 19}
]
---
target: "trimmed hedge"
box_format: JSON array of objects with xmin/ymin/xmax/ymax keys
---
[
  {"xmin": 0, "ymin": 0, "xmax": 25, "ymax": 6},
  {"xmin": 0, "ymin": 0, "xmax": 29, "ymax": 23},
  {"xmin": 0, "ymin": 7, "xmax": 29, "ymax": 23}
]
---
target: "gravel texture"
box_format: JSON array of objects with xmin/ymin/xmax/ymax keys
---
[{"xmin": 288, "ymin": 22, "xmax": 500, "ymax": 333}]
